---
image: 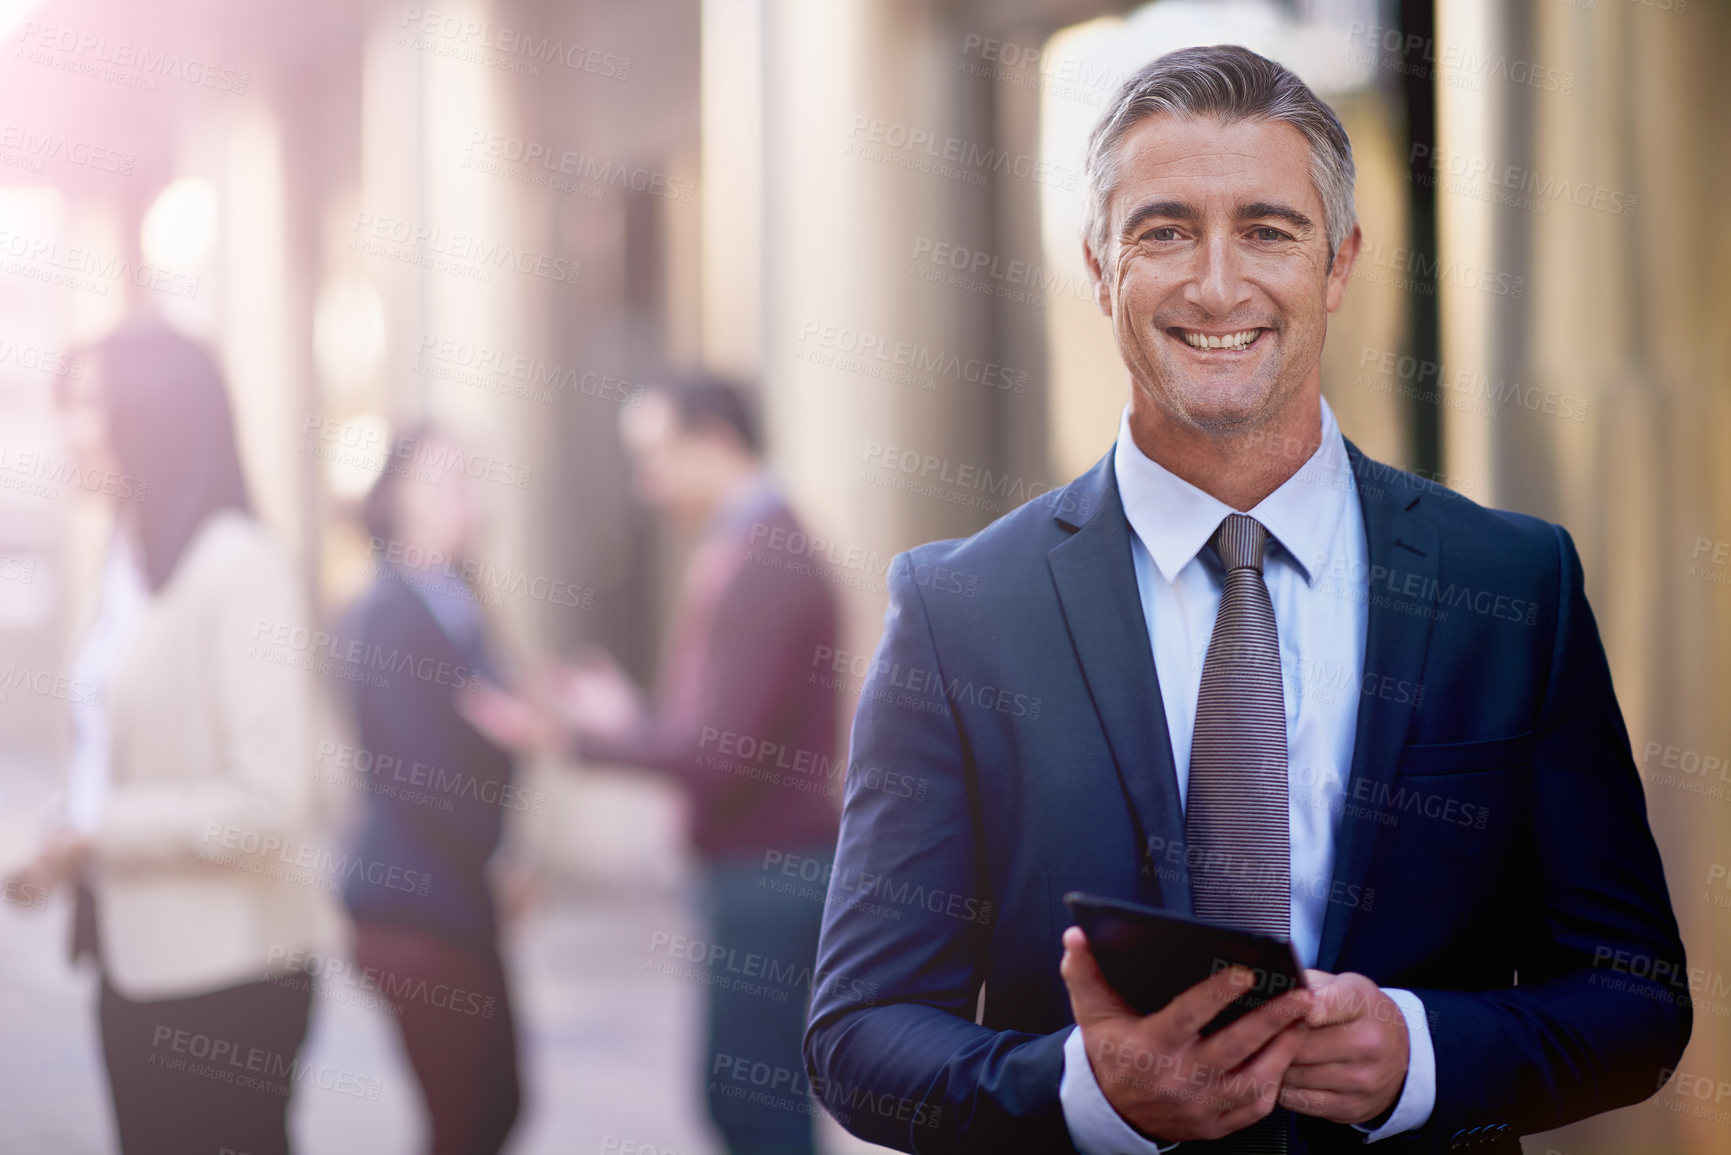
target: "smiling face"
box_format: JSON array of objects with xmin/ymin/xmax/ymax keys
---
[{"xmin": 1086, "ymin": 113, "xmax": 1359, "ymax": 441}]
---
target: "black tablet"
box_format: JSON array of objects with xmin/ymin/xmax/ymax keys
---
[{"xmin": 1063, "ymin": 892, "xmax": 1307, "ymax": 1035}]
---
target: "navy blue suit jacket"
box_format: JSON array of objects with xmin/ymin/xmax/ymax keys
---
[{"xmin": 804, "ymin": 443, "xmax": 1689, "ymax": 1154}]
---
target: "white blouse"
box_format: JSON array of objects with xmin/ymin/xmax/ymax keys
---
[{"xmin": 65, "ymin": 532, "xmax": 149, "ymax": 834}]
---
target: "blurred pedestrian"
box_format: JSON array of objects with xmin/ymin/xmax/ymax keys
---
[
  {"xmin": 7, "ymin": 320, "xmax": 333, "ymax": 1155},
  {"xmin": 465, "ymin": 374, "xmax": 841, "ymax": 1155},
  {"xmin": 338, "ymin": 423, "xmax": 522, "ymax": 1155}
]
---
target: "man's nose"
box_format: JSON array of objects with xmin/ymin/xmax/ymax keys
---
[{"xmin": 1187, "ymin": 233, "xmax": 1249, "ymax": 316}]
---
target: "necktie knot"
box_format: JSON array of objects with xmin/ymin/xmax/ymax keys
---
[{"xmin": 1211, "ymin": 513, "xmax": 1269, "ymax": 575}]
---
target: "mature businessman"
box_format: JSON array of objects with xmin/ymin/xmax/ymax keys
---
[{"xmin": 803, "ymin": 45, "xmax": 1689, "ymax": 1154}]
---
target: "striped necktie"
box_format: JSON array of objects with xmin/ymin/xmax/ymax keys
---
[{"xmin": 1184, "ymin": 513, "xmax": 1291, "ymax": 1153}]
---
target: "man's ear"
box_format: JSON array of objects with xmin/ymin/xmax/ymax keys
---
[
  {"xmin": 1082, "ymin": 238, "xmax": 1114, "ymax": 317},
  {"xmin": 1324, "ymin": 224, "xmax": 1362, "ymax": 314}
]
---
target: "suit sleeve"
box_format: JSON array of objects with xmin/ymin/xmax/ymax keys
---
[
  {"xmin": 1406, "ymin": 524, "xmax": 1691, "ymax": 1146},
  {"xmin": 94, "ymin": 533, "xmax": 315, "ymax": 869},
  {"xmin": 802, "ymin": 554, "xmax": 1075, "ymax": 1154}
]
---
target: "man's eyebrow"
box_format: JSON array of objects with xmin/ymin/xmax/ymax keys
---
[
  {"xmin": 1119, "ymin": 199, "xmax": 1317, "ymax": 237},
  {"xmin": 1120, "ymin": 199, "xmax": 1198, "ymax": 237},
  {"xmin": 1239, "ymin": 201, "xmax": 1315, "ymax": 232}
]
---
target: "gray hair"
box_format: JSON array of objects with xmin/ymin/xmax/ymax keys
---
[{"xmin": 1082, "ymin": 44, "xmax": 1358, "ymax": 272}]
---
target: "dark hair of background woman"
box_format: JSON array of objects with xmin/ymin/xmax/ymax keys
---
[{"xmin": 75, "ymin": 321, "xmax": 253, "ymax": 592}]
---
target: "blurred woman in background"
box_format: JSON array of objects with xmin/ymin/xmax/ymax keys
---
[
  {"xmin": 339, "ymin": 424, "xmax": 522, "ymax": 1155},
  {"xmin": 8, "ymin": 320, "xmax": 333, "ymax": 1155}
]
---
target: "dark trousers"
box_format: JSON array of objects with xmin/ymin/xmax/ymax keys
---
[
  {"xmin": 353, "ymin": 921, "xmax": 521, "ymax": 1155},
  {"xmin": 98, "ymin": 973, "xmax": 313, "ymax": 1155},
  {"xmin": 701, "ymin": 846, "xmax": 830, "ymax": 1155}
]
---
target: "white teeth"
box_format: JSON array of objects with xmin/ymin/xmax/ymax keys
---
[{"xmin": 1182, "ymin": 329, "xmax": 1260, "ymax": 350}]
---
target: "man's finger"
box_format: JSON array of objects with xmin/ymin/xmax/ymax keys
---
[
  {"xmin": 1278, "ymin": 1080, "xmax": 1346, "ymax": 1119},
  {"xmin": 1191, "ymin": 984, "xmax": 1315, "ymax": 1071},
  {"xmin": 1208, "ymin": 1019, "xmax": 1309, "ymax": 1134},
  {"xmin": 1059, "ymin": 927, "xmax": 1138, "ymax": 1023},
  {"xmin": 1305, "ymin": 972, "xmax": 1379, "ymax": 1028},
  {"xmin": 1288, "ymin": 1022, "xmax": 1375, "ymax": 1068},
  {"xmin": 1159, "ymin": 965, "xmax": 1275, "ymax": 1040},
  {"xmin": 1279, "ymin": 1055, "xmax": 1379, "ymax": 1089}
]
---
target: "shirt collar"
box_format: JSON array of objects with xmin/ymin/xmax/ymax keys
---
[{"xmin": 1111, "ymin": 396, "xmax": 1353, "ymax": 587}]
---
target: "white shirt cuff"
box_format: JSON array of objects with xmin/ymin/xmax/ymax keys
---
[
  {"xmin": 1060, "ymin": 1025, "xmax": 1180, "ymax": 1154},
  {"xmin": 1351, "ymin": 988, "xmax": 1436, "ymax": 1141}
]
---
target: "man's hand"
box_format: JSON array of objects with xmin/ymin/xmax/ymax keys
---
[
  {"xmin": 1278, "ymin": 969, "xmax": 1409, "ymax": 1125},
  {"xmin": 534, "ymin": 648, "xmax": 645, "ymax": 742},
  {"xmin": 460, "ymin": 648, "xmax": 646, "ymax": 756},
  {"xmin": 458, "ymin": 683, "xmax": 566, "ymax": 756},
  {"xmin": 1061, "ymin": 926, "xmax": 1314, "ymax": 1143}
]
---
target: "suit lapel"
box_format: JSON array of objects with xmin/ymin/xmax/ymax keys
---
[
  {"xmin": 1316, "ymin": 443, "xmax": 1440, "ymax": 971},
  {"xmin": 1045, "ymin": 456, "xmax": 1192, "ymax": 915}
]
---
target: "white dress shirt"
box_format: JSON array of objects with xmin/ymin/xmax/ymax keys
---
[{"xmin": 1060, "ymin": 398, "xmax": 1436, "ymax": 1152}]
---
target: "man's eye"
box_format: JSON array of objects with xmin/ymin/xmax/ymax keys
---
[
  {"xmin": 1252, "ymin": 227, "xmax": 1290, "ymax": 242},
  {"xmin": 1143, "ymin": 227, "xmax": 1180, "ymax": 242}
]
